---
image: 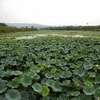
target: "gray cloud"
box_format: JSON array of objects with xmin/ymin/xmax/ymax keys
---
[{"xmin": 0, "ymin": 0, "xmax": 100, "ymax": 25}]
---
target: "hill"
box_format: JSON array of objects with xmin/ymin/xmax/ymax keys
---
[{"xmin": 6, "ymin": 23, "xmax": 51, "ymax": 29}]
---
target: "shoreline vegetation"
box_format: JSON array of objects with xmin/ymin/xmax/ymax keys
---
[
  {"xmin": 0, "ymin": 23, "xmax": 38, "ymax": 33},
  {"xmin": 45, "ymin": 25, "xmax": 100, "ymax": 31},
  {"xmin": 0, "ymin": 23, "xmax": 100, "ymax": 40},
  {"xmin": 0, "ymin": 23, "xmax": 100, "ymax": 34}
]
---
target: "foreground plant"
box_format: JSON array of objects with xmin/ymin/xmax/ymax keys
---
[{"xmin": 0, "ymin": 36, "xmax": 100, "ymax": 100}]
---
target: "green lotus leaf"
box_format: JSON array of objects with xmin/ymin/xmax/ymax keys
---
[
  {"xmin": 41, "ymin": 78, "xmax": 54, "ymax": 87},
  {"xmin": 0, "ymin": 64, "xmax": 5, "ymax": 71},
  {"xmin": 8, "ymin": 78, "xmax": 19, "ymax": 88},
  {"xmin": 95, "ymin": 64, "xmax": 100, "ymax": 70},
  {"xmin": 85, "ymin": 81, "xmax": 93, "ymax": 87},
  {"xmin": 32, "ymin": 83, "xmax": 42, "ymax": 93},
  {"xmin": 28, "ymin": 94, "xmax": 37, "ymax": 100},
  {"xmin": 32, "ymin": 54, "xmax": 37, "ymax": 59},
  {"xmin": 69, "ymin": 63, "xmax": 76, "ymax": 69},
  {"xmin": 21, "ymin": 91, "xmax": 29, "ymax": 99},
  {"xmin": 74, "ymin": 68, "xmax": 85, "ymax": 77},
  {"xmin": 51, "ymin": 68, "xmax": 57, "ymax": 73},
  {"xmin": 56, "ymin": 59, "xmax": 66, "ymax": 67},
  {"xmin": 8, "ymin": 77, "xmax": 21, "ymax": 88},
  {"xmin": 1, "ymin": 58, "xmax": 6, "ymax": 64},
  {"xmin": 36, "ymin": 60, "xmax": 43, "ymax": 65},
  {"xmin": 78, "ymin": 94, "xmax": 92, "ymax": 100},
  {"xmin": 61, "ymin": 66, "xmax": 69, "ymax": 71},
  {"xmin": 84, "ymin": 58, "xmax": 92, "ymax": 63},
  {"xmin": 5, "ymin": 89, "xmax": 21, "ymax": 100},
  {"xmin": 83, "ymin": 86, "xmax": 96, "ymax": 95},
  {"xmin": 27, "ymin": 71, "xmax": 37, "ymax": 78},
  {"xmin": 60, "ymin": 71, "xmax": 72, "ymax": 78},
  {"xmin": 72, "ymin": 97, "xmax": 80, "ymax": 100},
  {"xmin": 70, "ymin": 91, "xmax": 80, "ymax": 96},
  {"xmin": 25, "ymin": 61, "xmax": 33, "ymax": 66},
  {"xmin": 41, "ymin": 78, "xmax": 48, "ymax": 85},
  {"xmin": 11, "ymin": 71, "xmax": 23, "ymax": 76},
  {"xmin": 20, "ymin": 74, "xmax": 32, "ymax": 87},
  {"xmin": 45, "ymin": 72, "xmax": 53, "ymax": 78},
  {"xmin": 45, "ymin": 79, "xmax": 55, "ymax": 87},
  {"xmin": 73, "ymin": 78, "xmax": 82, "ymax": 88},
  {"xmin": 95, "ymin": 90, "xmax": 100, "ymax": 97},
  {"xmin": 98, "ymin": 97, "xmax": 100, "ymax": 100},
  {"xmin": 92, "ymin": 55, "xmax": 98, "ymax": 60},
  {"xmin": 88, "ymin": 72, "xmax": 96, "ymax": 78},
  {"xmin": 42, "ymin": 96, "xmax": 50, "ymax": 100},
  {"xmin": 51, "ymin": 59, "xmax": 56, "ymax": 65},
  {"xmin": 63, "ymin": 48, "xmax": 69, "ymax": 54},
  {"xmin": 43, "ymin": 61, "xmax": 51, "ymax": 68},
  {"xmin": 83, "ymin": 64, "xmax": 93, "ymax": 70},
  {"xmin": 33, "ymin": 75, "xmax": 40, "ymax": 80},
  {"xmin": 59, "ymin": 93, "xmax": 67, "ymax": 100},
  {"xmin": 0, "ymin": 71, "xmax": 5, "ymax": 78},
  {"xmin": 62, "ymin": 80, "xmax": 70, "ymax": 86},
  {"xmin": 0, "ymin": 82, "xmax": 7, "ymax": 93},
  {"xmin": 51, "ymin": 81, "xmax": 63, "ymax": 92},
  {"xmin": 4, "ymin": 70, "xmax": 12, "ymax": 76},
  {"xmin": 96, "ymin": 75, "xmax": 100, "ymax": 84},
  {"xmin": 42, "ymin": 86, "xmax": 50, "ymax": 97},
  {"xmin": 0, "ymin": 52, "xmax": 4, "ymax": 57},
  {"xmin": 30, "ymin": 66, "xmax": 40, "ymax": 74},
  {"xmin": 16, "ymin": 55, "xmax": 23, "ymax": 61},
  {"xmin": 40, "ymin": 66, "xmax": 45, "ymax": 71},
  {"xmin": 65, "ymin": 56, "xmax": 71, "ymax": 62},
  {"xmin": 53, "ymin": 73, "xmax": 60, "ymax": 80},
  {"xmin": 9, "ymin": 61, "xmax": 17, "ymax": 66},
  {"xmin": 4, "ymin": 70, "xmax": 22, "ymax": 77}
]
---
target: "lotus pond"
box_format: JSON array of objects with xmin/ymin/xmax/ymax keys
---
[
  {"xmin": 0, "ymin": 30, "xmax": 100, "ymax": 40},
  {"xmin": 0, "ymin": 36, "xmax": 100, "ymax": 100}
]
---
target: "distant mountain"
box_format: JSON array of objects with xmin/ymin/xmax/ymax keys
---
[{"xmin": 6, "ymin": 23, "xmax": 51, "ymax": 29}]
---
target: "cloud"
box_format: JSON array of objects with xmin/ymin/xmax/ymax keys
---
[{"xmin": 0, "ymin": 0, "xmax": 100, "ymax": 25}]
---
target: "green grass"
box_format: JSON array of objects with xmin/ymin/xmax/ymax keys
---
[{"xmin": 0, "ymin": 30, "xmax": 100, "ymax": 40}]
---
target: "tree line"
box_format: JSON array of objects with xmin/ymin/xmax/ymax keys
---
[
  {"xmin": 0, "ymin": 23, "xmax": 37, "ymax": 33},
  {"xmin": 44, "ymin": 25, "xmax": 100, "ymax": 31}
]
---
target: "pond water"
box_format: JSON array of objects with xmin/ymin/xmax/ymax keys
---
[{"xmin": 16, "ymin": 34, "xmax": 86, "ymax": 40}]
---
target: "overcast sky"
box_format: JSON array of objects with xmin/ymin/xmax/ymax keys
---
[{"xmin": 0, "ymin": 0, "xmax": 100, "ymax": 26}]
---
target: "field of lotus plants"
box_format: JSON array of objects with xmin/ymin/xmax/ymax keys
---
[{"xmin": 0, "ymin": 36, "xmax": 100, "ymax": 100}]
